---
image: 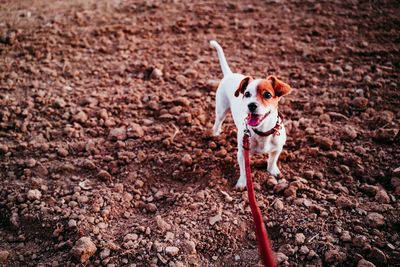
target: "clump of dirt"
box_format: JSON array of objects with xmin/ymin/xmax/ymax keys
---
[{"xmin": 0, "ymin": 0, "xmax": 399, "ymax": 266}]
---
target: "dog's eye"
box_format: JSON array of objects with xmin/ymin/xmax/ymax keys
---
[
  {"xmin": 244, "ymin": 91, "xmax": 251, "ymax": 98},
  {"xmin": 263, "ymin": 92, "xmax": 272, "ymax": 99}
]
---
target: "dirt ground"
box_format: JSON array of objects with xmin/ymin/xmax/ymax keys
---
[{"xmin": 0, "ymin": 0, "xmax": 400, "ymax": 266}]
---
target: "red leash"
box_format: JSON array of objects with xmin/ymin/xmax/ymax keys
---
[{"xmin": 243, "ymin": 129, "xmax": 277, "ymax": 267}]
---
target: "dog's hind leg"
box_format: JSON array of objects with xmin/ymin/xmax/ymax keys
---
[{"xmin": 213, "ymin": 90, "xmax": 230, "ymax": 136}]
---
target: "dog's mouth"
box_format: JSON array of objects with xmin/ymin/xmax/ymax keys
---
[{"xmin": 247, "ymin": 111, "xmax": 270, "ymax": 127}]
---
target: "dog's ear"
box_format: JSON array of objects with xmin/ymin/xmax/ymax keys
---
[
  {"xmin": 234, "ymin": 76, "xmax": 253, "ymax": 97},
  {"xmin": 267, "ymin": 75, "xmax": 291, "ymax": 97}
]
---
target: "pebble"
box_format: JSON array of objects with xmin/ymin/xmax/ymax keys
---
[
  {"xmin": 27, "ymin": 189, "xmax": 42, "ymax": 200},
  {"xmin": 57, "ymin": 147, "xmax": 69, "ymax": 157},
  {"xmin": 98, "ymin": 170, "xmax": 112, "ymax": 181},
  {"xmin": 173, "ymin": 97, "xmax": 190, "ymax": 107},
  {"xmin": 360, "ymin": 184, "xmax": 379, "ymax": 196},
  {"xmin": 156, "ymin": 215, "xmax": 171, "ymax": 233},
  {"xmin": 295, "ymin": 233, "xmax": 306, "ymax": 245},
  {"xmin": 374, "ymin": 190, "xmax": 390, "ymax": 204},
  {"xmin": 341, "ymin": 125, "xmax": 358, "ymax": 141},
  {"xmin": 365, "ymin": 212, "xmax": 385, "ymax": 228},
  {"xmin": 209, "ymin": 214, "xmax": 222, "ymax": 226},
  {"xmin": 313, "ymin": 136, "xmax": 334, "ymax": 150},
  {"xmin": 181, "ymin": 154, "xmax": 193, "ymax": 166},
  {"xmin": 367, "ymin": 247, "xmax": 387, "ymax": 265},
  {"xmin": 68, "ymin": 219, "xmax": 77, "ymax": 228},
  {"xmin": 273, "ymin": 183, "xmax": 288, "ymax": 194},
  {"xmin": 0, "ymin": 250, "xmax": 9, "ymax": 263},
  {"xmin": 299, "ymin": 246, "xmax": 309, "ymax": 255},
  {"xmin": 25, "ymin": 158, "xmax": 37, "ymax": 168},
  {"xmin": 182, "ymin": 240, "xmax": 196, "ymax": 254},
  {"xmin": 332, "ymin": 65, "xmax": 344, "ymax": 76},
  {"xmin": 165, "ymin": 246, "xmax": 179, "ymax": 256},
  {"xmin": 150, "ymin": 68, "xmax": 163, "ymax": 79},
  {"xmin": 127, "ymin": 123, "xmax": 144, "ymax": 138},
  {"xmin": 177, "ymin": 112, "xmax": 192, "ymax": 125},
  {"xmin": 100, "ymin": 248, "xmax": 110, "ymax": 260},
  {"xmin": 72, "ymin": 110, "xmax": 88, "ymax": 123},
  {"xmin": 273, "ymin": 199, "xmax": 284, "ymax": 210},
  {"xmin": 374, "ymin": 128, "xmax": 399, "ymax": 143},
  {"xmin": 336, "ymin": 196, "xmax": 354, "ymax": 209},
  {"xmin": 70, "ymin": 237, "xmax": 97, "ymax": 263},
  {"xmin": 54, "ymin": 98, "xmax": 66, "ymax": 108},
  {"xmin": 351, "ymin": 97, "xmax": 368, "ymax": 109},
  {"xmin": 108, "ymin": 127, "xmax": 127, "ymax": 141},
  {"xmin": 183, "ymin": 69, "xmax": 198, "ymax": 78},
  {"xmin": 147, "ymin": 203, "xmax": 157, "ymax": 212},
  {"xmin": 206, "ymin": 79, "xmax": 219, "ymax": 91},
  {"xmin": 275, "ymin": 252, "xmax": 288, "ymax": 263},
  {"xmin": 357, "ymin": 259, "xmax": 376, "ymax": 267},
  {"xmin": 123, "ymin": 233, "xmax": 138, "ymax": 242}
]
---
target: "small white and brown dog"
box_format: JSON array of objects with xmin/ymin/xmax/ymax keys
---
[{"xmin": 210, "ymin": 40, "xmax": 292, "ymax": 187}]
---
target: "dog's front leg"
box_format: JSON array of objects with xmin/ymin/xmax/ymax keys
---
[
  {"xmin": 267, "ymin": 148, "xmax": 282, "ymax": 177},
  {"xmin": 235, "ymin": 142, "xmax": 247, "ymax": 188}
]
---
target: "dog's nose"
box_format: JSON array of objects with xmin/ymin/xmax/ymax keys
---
[{"xmin": 248, "ymin": 103, "xmax": 257, "ymax": 113}]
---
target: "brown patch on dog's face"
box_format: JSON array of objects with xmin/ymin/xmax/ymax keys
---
[
  {"xmin": 235, "ymin": 76, "xmax": 253, "ymax": 97},
  {"xmin": 256, "ymin": 76, "xmax": 292, "ymax": 108},
  {"xmin": 256, "ymin": 79, "xmax": 280, "ymax": 109}
]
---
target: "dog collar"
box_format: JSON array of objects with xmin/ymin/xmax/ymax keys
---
[{"xmin": 252, "ymin": 113, "xmax": 283, "ymax": 137}]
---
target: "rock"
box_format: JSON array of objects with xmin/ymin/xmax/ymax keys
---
[
  {"xmin": 341, "ymin": 125, "xmax": 358, "ymax": 141},
  {"xmin": 357, "ymin": 259, "xmax": 376, "ymax": 267},
  {"xmin": 183, "ymin": 69, "xmax": 198, "ymax": 78},
  {"xmin": 367, "ymin": 247, "xmax": 387, "ymax": 265},
  {"xmin": 54, "ymin": 98, "xmax": 66, "ymax": 108},
  {"xmin": 0, "ymin": 250, "xmax": 9, "ymax": 263},
  {"xmin": 351, "ymin": 97, "xmax": 368, "ymax": 109},
  {"xmin": 360, "ymin": 184, "xmax": 379, "ymax": 196},
  {"xmin": 123, "ymin": 233, "xmax": 138, "ymax": 242},
  {"xmin": 156, "ymin": 215, "xmax": 171, "ymax": 233},
  {"xmin": 206, "ymin": 79, "xmax": 219, "ymax": 91},
  {"xmin": 177, "ymin": 112, "xmax": 192, "ymax": 125},
  {"xmin": 68, "ymin": 219, "xmax": 77, "ymax": 228},
  {"xmin": 150, "ymin": 68, "xmax": 163, "ymax": 79},
  {"xmin": 373, "ymin": 128, "xmax": 399, "ymax": 143},
  {"xmin": 209, "ymin": 214, "xmax": 222, "ymax": 225},
  {"xmin": 284, "ymin": 186, "xmax": 297, "ymax": 197},
  {"xmin": 353, "ymin": 235, "xmax": 368, "ymax": 247},
  {"xmin": 173, "ymin": 97, "xmax": 190, "ymax": 107},
  {"xmin": 365, "ymin": 212, "xmax": 385, "ymax": 228},
  {"xmin": 295, "ymin": 233, "xmax": 306, "ymax": 245},
  {"xmin": 108, "ymin": 127, "xmax": 127, "ymax": 141},
  {"xmin": 273, "ymin": 183, "xmax": 288, "ymax": 194},
  {"xmin": 27, "ymin": 189, "xmax": 42, "ymax": 200},
  {"xmin": 127, "ymin": 123, "xmax": 144, "ymax": 138},
  {"xmin": 99, "ymin": 248, "xmax": 110, "ymax": 260},
  {"xmin": 313, "ymin": 136, "xmax": 334, "ymax": 150},
  {"xmin": 332, "ymin": 65, "xmax": 344, "ymax": 76},
  {"xmin": 181, "ymin": 154, "xmax": 193, "ymax": 166},
  {"xmin": 374, "ymin": 190, "xmax": 390, "ymax": 204},
  {"xmin": 340, "ymin": 231, "xmax": 352, "ymax": 242},
  {"xmin": 273, "ymin": 199, "xmax": 284, "ymax": 210},
  {"xmin": 25, "ymin": 158, "xmax": 37, "ymax": 168},
  {"xmin": 72, "ymin": 110, "xmax": 88, "ymax": 123},
  {"xmin": 278, "ymin": 244, "xmax": 295, "ymax": 256},
  {"xmin": 98, "ymin": 170, "xmax": 112, "ymax": 181},
  {"xmin": 70, "ymin": 237, "xmax": 97, "ymax": 263},
  {"xmin": 147, "ymin": 203, "xmax": 157, "ymax": 212},
  {"xmin": 392, "ymin": 167, "xmax": 400, "ymax": 177},
  {"xmin": 165, "ymin": 246, "xmax": 179, "ymax": 256},
  {"xmin": 336, "ymin": 196, "xmax": 355, "ymax": 209},
  {"xmin": 299, "ymin": 246, "xmax": 309, "ymax": 255},
  {"xmin": 57, "ymin": 147, "xmax": 69, "ymax": 157},
  {"xmin": 275, "ymin": 252, "xmax": 288, "ymax": 263},
  {"xmin": 325, "ymin": 249, "xmax": 346, "ymax": 263},
  {"xmin": 182, "ymin": 240, "xmax": 196, "ymax": 254}
]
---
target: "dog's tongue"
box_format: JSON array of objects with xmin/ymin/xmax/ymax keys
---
[{"xmin": 247, "ymin": 114, "xmax": 260, "ymax": 127}]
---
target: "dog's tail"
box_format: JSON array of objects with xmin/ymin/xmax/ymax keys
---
[{"xmin": 210, "ymin": 40, "xmax": 232, "ymax": 77}]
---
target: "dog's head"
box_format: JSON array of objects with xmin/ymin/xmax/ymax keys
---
[{"xmin": 234, "ymin": 75, "xmax": 291, "ymax": 127}]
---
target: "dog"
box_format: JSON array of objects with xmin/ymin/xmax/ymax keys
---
[{"xmin": 210, "ymin": 40, "xmax": 292, "ymax": 187}]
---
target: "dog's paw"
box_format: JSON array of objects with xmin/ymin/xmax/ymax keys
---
[
  {"xmin": 213, "ymin": 127, "xmax": 222, "ymax": 136},
  {"xmin": 268, "ymin": 167, "xmax": 281, "ymax": 178},
  {"xmin": 235, "ymin": 177, "xmax": 247, "ymax": 189}
]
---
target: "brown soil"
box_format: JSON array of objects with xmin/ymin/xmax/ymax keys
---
[{"xmin": 1, "ymin": 0, "xmax": 400, "ymax": 266}]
